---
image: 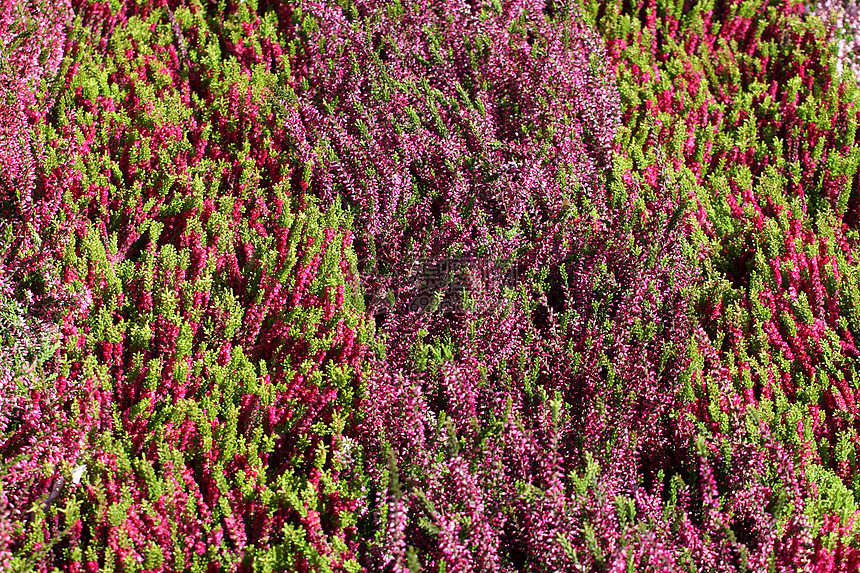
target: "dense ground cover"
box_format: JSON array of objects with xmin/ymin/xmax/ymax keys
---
[{"xmin": 4, "ymin": 0, "xmax": 860, "ymax": 571}]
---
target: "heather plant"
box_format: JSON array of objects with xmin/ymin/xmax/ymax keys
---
[
  {"xmin": 0, "ymin": 0, "xmax": 70, "ymax": 198},
  {"xmin": 356, "ymin": 157, "xmax": 824, "ymax": 571},
  {"xmin": 6, "ymin": 0, "xmax": 860, "ymax": 570},
  {"xmin": 0, "ymin": 251, "xmax": 80, "ymax": 573},
  {"xmin": 0, "ymin": 1, "xmax": 96, "ymax": 570},
  {"xmin": 808, "ymin": 0, "xmax": 860, "ymax": 81},
  {"xmin": 584, "ymin": 0, "xmax": 860, "ymax": 566},
  {"xmin": 273, "ymin": 0, "xmax": 620, "ymax": 306},
  {"xmin": 4, "ymin": 1, "xmax": 371, "ymax": 570},
  {"xmin": 276, "ymin": 0, "xmax": 835, "ymax": 569}
]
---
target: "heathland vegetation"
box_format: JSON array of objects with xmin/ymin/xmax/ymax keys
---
[{"xmin": 4, "ymin": 0, "xmax": 860, "ymax": 570}]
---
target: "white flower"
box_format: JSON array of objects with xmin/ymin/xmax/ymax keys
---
[
  {"xmin": 335, "ymin": 436, "xmax": 356, "ymax": 466},
  {"xmin": 72, "ymin": 464, "xmax": 87, "ymax": 485}
]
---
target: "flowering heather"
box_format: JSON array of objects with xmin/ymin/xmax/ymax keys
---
[
  {"xmin": 279, "ymin": 0, "xmax": 838, "ymax": 569},
  {"xmin": 0, "ymin": 0, "xmax": 69, "ymax": 195},
  {"xmin": 589, "ymin": 0, "xmax": 860, "ymax": 567},
  {"xmin": 4, "ymin": 0, "xmax": 860, "ymax": 571},
  {"xmin": 0, "ymin": 2, "xmax": 92, "ymax": 571},
  {"xmin": 274, "ymin": 0, "xmax": 620, "ymax": 309},
  {"xmin": 4, "ymin": 1, "xmax": 368, "ymax": 570},
  {"xmin": 809, "ymin": 0, "xmax": 860, "ymax": 81}
]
